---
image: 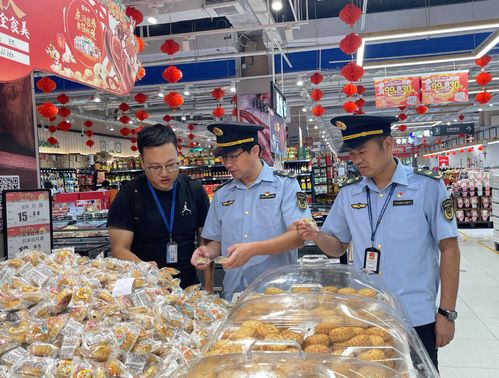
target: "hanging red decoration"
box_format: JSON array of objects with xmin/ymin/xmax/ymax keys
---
[
  {"xmin": 131, "ymin": 145, "xmax": 138, "ymax": 152},
  {"xmin": 310, "ymin": 72, "xmax": 324, "ymax": 85},
  {"xmin": 135, "ymin": 110, "xmax": 149, "ymax": 121},
  {"xmin": 134, "ymin": 93, "xmax": 148, "ymax": 104},
  {"xmin": 446, "ymin": 152, "xmax": 450, "ymax": 156},
  {"xmin": 130, "ymin": 128, "xmax": 137, "ymax": 135},
  {"xmin": 37, "ymin": 102, "xmax": 58, "ymax": 119},
  {"xmin": 459, "ymin": 149, "xmax": 464, "ymax": 153},
  {"xmin": 163, "ymin": 115, "xmax": 172, "ymax": 123},
  {"xmin": 311, "ymin": 105, "xmax": 325, "ymax": 117},
  {"xmin": 452, "ymin": 151, "xmax": 457, "ymax": 155},
  {"xmin": 188, "ymin": 142, "xmax": 195, "ymax": 148},
  {"xmin": 130, "ymin": 138, "xmax": 137, "ymax": 144},
  {"xmin": 475, "ymin": 55, "xmax": 491, "ymax": 68},
  {"xmin": 84, "ymin": 120, "xmax": 93, "ymax": 128},
  {"xmin": 85, "ymin": 130, "xmax": 94, "ymax": 137},
  {"xmin": 136, "ymin": 36, "xmax": 145, "ymax": 53},
  {"xmin": 212, "ymin": 106, "xmax": 225, "ymax": 118},
  {"xmin": 56, "ymin": 94, "xmax": 69, "ymax": 105},
  {"xmin": 478, "ymin": 145, "xmax": 484, "ymax": 151},
  {"xmin": 458, "ymin": 133, "xmax": 465, "ymax": 138},
  {"xmin": 47, "ymin": 137, "xmax": 58, "ymax": 145},
  {"xmin": 136, "ymin": 66, "xmax": 146, "ymax": 81},
  {"xmin": 58, "ymin": 106, "xmax": 71, "ymax": 118},
  {"xmin": 436, "ymin": 138, "xmax": 441, "ymax": 145},
  {"xmin": 355, "ymin": 98, "xmax": 365, "ymax": 108},
  {"xmin": 126, "ymin": 6, "xmax": 143, "ymax": 25},
  {"xmin": 188, "ymin": 133, "xmax": 195, "ymax": 140},
  {"xmin": 476, "ymin": 71, "xmax": 492, "ymax": 87},
  {"xmin": 339, "ymin": 3, "xmax": 362, "ymax": 27},
  {"xmin": 339, "ymin": 33, "xmax": 363, "ymax": 55},
  {"xmin": 475, "ymin": 91, "xmax": 492, "ymax": 104},
  {"xmin": 136, "ymin": 125, "xmax": 144, "ymax": 133},
  {"xmin": 85, "ymin": 140, "xmax": 95, "ymax": 148},
  {"xmin": 162, "ymin": 65, "xmax": 183, "ymax": 83},
  {"xmin": 354, "ymin": 108, "xmax": 365, "ymax": 115},
  {"xmin": 232, "ymin": 108, "xmax": 238, "ymax": 117},
  {"xmin": 160, "ymin": 39, "xmax": 180, "ymax": 55},
  {"xmin": 120, "ymin": 128, "xmax": 130, "ymax": 137},
  {"xmin": 398, "ymin": 125, "xmax": 408, "ymax": 132},
  {"xmin": 398, "ymin": 106, "xmax": 407, "ymax": 112},
  {"xmin": 119, "ymin": 115, "xmax": 131, "ymax": 124},
  {"xmin": 211, "ymin": 88, "xmax": 225, "ymax": 101},
  {"xmin": 57, "ymin": 120, "xmax": 71, "ymax": 132},
  {"xmin": 341, "ymin": 62, "xmax": 364, "ymax": 82},
  {"xmin": 310, "ymin": 89, "xmax": 324, "ymax": 102},
  {"xmin": 415, "ymin": 105, "xmax": 428, "ymax": 115},
  {"xmin": 342, "ymin": 101, "xmax": 357, "ymax": 113},
  {"xmin": 119, "ymin": 103, "xmax": 130, "ymax": 112},
  {"xmin": 49, "ymin": 117, "xmax": 57, "ymax": 122},
  {"xmin": 398, "ymin": 113, "xmax": 408, "ymax": 121},
  {"xmin": 467, "ymin": 147, "xmax": 473, "ymax": 152},
  {"xmin": 164, "ymin": 92, "xmax": 184, "ymax": 110},
  {"xmin": 48, "ymin": 126, "xmax": 57, "ymax": 133},
  {"xmin": 357, "ymin": 85, "xmax": 366, "ymax": 95},
  {"xmin": 458, "ymin": 114, "xmax": 465, "ymax": 121},
  {"xmin": 342, "ymin": 83, "xmax": 357, "ymax": 97},
  {"xmin": 36, "ymin": 77, "xmax": 57, "ymax": 94},
  {"xmin": 177, "ymin": 137, "xmax": 183, "ymax": 144},
  {"xmin": 187, "ymin": 124, "xmax": 195, "ymax": 131}
]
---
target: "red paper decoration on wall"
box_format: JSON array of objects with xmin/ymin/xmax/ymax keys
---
[
  {"xmin": 342, "ymin": 101, "xmax": 357, "ymax": 113},
  {"xmin": 342, "ymin": 83, "xmax": 357, "ymax": 97},
  {"xmin": 85, "ymin": 130, "xmax": 94, "ymax": 137},
  {"xmin": 126, "ymin": 6, "xmax": 143, "ymax": 25},
  {"xmin": 135, "ymin": 110, "xmax": 149, "ymax": 121},
  {"xmin": 84, "ymin": 120, "xmax": 93, "ymax": 128},
  {"xmin": 415, "ymin": 105, "xmax": 428, "ymax": 115},
  {"xmin": 48, "ymin": 125, "xmax": 57, "ymax": 133},
  {"xmin": 357, "ymin": 85, "xmax": 366, "ymax": 95},
  {"xmin": 475, "ymin": 55, "xmax": 491, "ymax": 68},
  {"xmin": 476, "ymin": 71, "xmax": 492, "ymax": 87},
  {"xmin": 310, "ymin": 72, "xmax": 324, "ymax": 85},
  {"xmin": 120, "ymin": 128, "xmax": 130, "ymax": 137},
  {"xmin": 398, "ymin": 113, "xmax": 408, "ymax": 121},
  {"xmin": 478, "ymin": 145, "xmax": 484, "ymax": 151},
  {"xmin": 211, "ymin": 88, "xmax": 225, "ymax": 101},
  {"xmin": 212, "ymin": 106, "xmax": 225, "ymax": 118},
  {"xmin": 163, "ymin": 115, "xmax": 172, "ymax": 123},
  {"xmin": 310, "ymin": 89, "xmax": 324, "ymax": 102},
  {"xmin": 131, "ymin": 145, "xmax": 138, "ymax": 152},
  {"xmin": 119, "ymin": 115, "xmax": 131, "ymax": 124},
  {"xmin": 136, "ymin": 36, "xmax": 145, "ymax": 53},
  {"xmin": 85, "ymin": 140, "xmax": 95, "ymax": 148},
  {"xmin": 398, "ymin": 125, "xmax": 407, "ymax": 132}
]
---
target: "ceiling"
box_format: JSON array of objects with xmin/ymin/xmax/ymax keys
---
[{"xmin": 35, "ymin": 0, "xmax": 499, "ymax": 154}]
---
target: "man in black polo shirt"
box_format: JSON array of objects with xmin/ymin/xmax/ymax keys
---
[{"xmin": 107, "ymin": 124, "xmax": 212, "ymax": 290}]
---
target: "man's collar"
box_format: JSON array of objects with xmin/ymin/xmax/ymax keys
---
[
  {"xmin": 229, "ymin": 161, "xmax": 272, "ymax": 190},
  {"xmin": 352, "ymin": 158, "xmax": 409, "ymax": 194}
]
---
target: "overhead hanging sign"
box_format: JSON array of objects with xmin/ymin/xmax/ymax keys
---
[
  {"xmin": 374, "ymin": 76, "xmax": 420, "ymax": 109},
  {"xmin": 432, "ymin": 122, "xmax": 475, "ymax": 136},
  {"xmin": 421, "ymin": 71, "xmax": 468, "ymax": 104},
  {"xmin": 0, "ymin": 0, "xmax": 140, "ymax": 95}
]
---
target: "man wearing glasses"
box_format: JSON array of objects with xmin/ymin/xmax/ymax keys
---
[
  {"xmin": 108, "ymin": 124, "xmax": 212, "ymax": 290},
  {"xmin": 192, "ymin": 122, "xmax": 311, "ymax": 301}
]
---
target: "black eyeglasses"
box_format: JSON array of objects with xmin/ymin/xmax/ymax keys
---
[
  {"xmin": 146, "ymin": 163, "xmax": 180, "ymax": 175},
  {"xmin": 221, "ymin": 150, "xmax": 245, "ymax": 162}
]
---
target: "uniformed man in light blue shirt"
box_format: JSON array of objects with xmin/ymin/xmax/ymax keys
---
[
  {"xmin": 191, "ymin": 122, "xmax": 311, "ymax": 301},
  {"xmin": 295, "ymin": 115, "xmax": 460, "ymax": 371}
]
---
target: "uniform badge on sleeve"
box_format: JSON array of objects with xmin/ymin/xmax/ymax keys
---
[
  {"xmin": 296, "ymin": 192, "xmax": 308, "ymax": 211},
  {"xmin": 442, "ymin": 198, "xmax": 454, "ymax": 222}
]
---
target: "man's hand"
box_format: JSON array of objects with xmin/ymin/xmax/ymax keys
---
[
  {"xmin": 435, "ymin": 313, "xmax": 455, "ymax": 348},
  {"xmin": 224, "ymin": 243, "xmax": 255, "ymax": 269},
  {"xmin": 191, "ymin": 245, "xmax": 215, "ymax": 270},
  {"xmin": 293, "ymin": 220, "xmax": 320, "ymax": 242}
]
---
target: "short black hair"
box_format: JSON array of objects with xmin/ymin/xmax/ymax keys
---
[
  {"xmin": 101, "ymin": 180, "xmax": 110, "ymax": 188},
  {"xmin": 239, "ymin": 141, "xmax": 261, "ymax": 155},
  {"xmin": 137, "ymin": 124, "xmax": 178, "ymax": 154}
]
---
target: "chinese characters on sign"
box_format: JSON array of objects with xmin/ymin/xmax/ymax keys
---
[
  {"xmin": 421, "ymin": 71, "xmax": 469, "ymax": 104},
  {"xmin": 432, "ymin": 123, "xmax": 475, "ymax": 137},
  {"xmin": 0, "ymin": 175, "xmax": 20, "ymax": 231},
  {"xmin": 374, "ymin": 76, "xmax": 420, "ymax": 109}
]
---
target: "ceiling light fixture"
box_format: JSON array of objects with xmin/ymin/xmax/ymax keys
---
[
  {"xmin": 314, "ymin": 125, "xmax": 318, "ymax": 129},
  {"xmin": 158, "ymin": 88, "xmax": 165, "ymax": 98},
  {"xmin": 183, "ymin": 86, "xmax": 191, "ymax": 96},
  {"xmin": 302, "ymin": 107, "xmax": 307, "ymax": 112},
  {"xmin": 423, "ymin": 144, "xmax": 483, "ymax": 157},
  {"xmin": 296, "ymin": 77, "xmax": 304, "ymax": 87},
  {"xmin": 182, "ymin": 39, "xmax": 190, "ymax": 52},
  {"xmin": 181, "ymin": 115, "xmax": 187, "ymax": 121},
  {"xmin": 93, "ymin": 92, "xmax": 101, "ymax": 103},
  {"xmin": 110, "ymin": 126, "xmax": 115, "ymax": 131},
  {"xmin": 229, "ymin": 82, "xmax": 236, "ymax": 93},
  {"xmin": 147, "ymin": 7, "xmax": 159, "ymax": 25},
  {"xmin": 271, "ymin": 0, "xmax": 283, "ymax": 11},
  {"xmin": 308, "ymin": 118, "xmax": 313, "ymax": 122}
]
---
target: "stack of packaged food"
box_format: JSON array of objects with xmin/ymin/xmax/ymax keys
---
[{"xmin": 0, "ymin": 248, "xmax": 229, "ymax": 378}]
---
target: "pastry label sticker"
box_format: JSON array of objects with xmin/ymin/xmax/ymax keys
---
[
  {"xmin": 112, "ymin": 278, "xmax": 135, "ymax": 298},
  {"xmin": 442, "ymin": 198, "xmax": 455, "ymax": 222},
  {"xmin": 222, "ymin": 200, "xmax": 234, "ymax": 207},
  {"xmin": 351, "ymin": 203, "xmax": 367, "ymax": 209},
  {"xmin": 393, "ymin": 200, "xmax": 414, "ymax": 206},
  {"xmin": 296, "ymin": 192, "xmax": 308, "ymax": 211}
]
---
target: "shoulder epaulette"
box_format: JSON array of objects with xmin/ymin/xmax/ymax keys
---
[
  {"xmin": 273, "ymin": 170, "xmax": 296, "ymax": 179},
  {"xmin": 413, "ymin": 168, "xmax": 442, "ymax": 180},
  {"xmin": 214, "ymin": 179, "xmax": 233, "ymax": 192},
  {"xmin": 339, "ymin": 175, "xmax": 363, "ymax": 188}
]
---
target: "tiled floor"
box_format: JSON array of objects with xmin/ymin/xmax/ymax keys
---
[{"xmin": 439, "ymin": 229, "xmax": 499, "ymax": 378}]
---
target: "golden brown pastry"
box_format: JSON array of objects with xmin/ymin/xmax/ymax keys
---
[
  {"xmin": 264, "ymin": 286, "xmax": 285, "ymax": 295},
  {"xmin": 337, "ymin": 287, "xmax": 358, "ymax": 295},
  {"xmin": 240, "ymin": 320, "xmax": 263, "ymax": 330},
  {"xmin": 328, "ymin": 327, "xmax": 355, "ymax": 343},
  {"xmin": 229, "ymin": 327, "xmax": 256, "ymax": 340},
  {"xmin": 358, "ymin": 287, "xmax": 377, "ymax": 298},
  {"xmin": 315, "ymin": 323, "xmax": 339, "ymax": 335},
  {"xmin": 368, "ymin": 335, "xmax": 386, "ymax": 346},
  {"xmin": 304, "ymin": 344, "xmax": 330, "ymax": 353},
  {"xmin": 321, "ymin": 286, "xmax": 338, "ymax": 293},
  {"xmin": 303, "ymin": 334, "xmax": 330, "ymax": 348},
  {"xmin": 350, "ymin": 327, "xmax": 367, "ymax": 336},
  {"xmin": 340, "ymin": 334, "xmax": 370, "ymax": 347},
  {"xmin": 54, "ymin": 360, "xmax": 72, "ymax": 378},
  {"xmin": 366, "ymin": 327, "xmax": 393, "ymax": 342},
  {"xmin": 357, "ymin": 348, "xmax": 385, "ymax": 361},
  {"xmin": 357, "ymin": 366, "xmax": 392, "ymax": 378},
  {"xmin": 255, "ymin": 323, "xmax": 280, "ymax": 338},
  {"xmin": 29, "ymin": 343, "xmax": 58, "ymax": 357},
  {"xmin": 90, "ymin": 344, "xmax": 113, "ymax": 362},
  {"xmin": 290, "ymin": 286, "xmax": 313, "ymax": 294},
  {"xmin": 280, "ymin": 329, "xmax": 304, "ymax": 344}
]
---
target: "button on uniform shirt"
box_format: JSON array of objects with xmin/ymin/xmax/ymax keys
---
[
  {"xmin": 322, "ymin": 162, "xmax": 458, "ymax": 327},
  {"xmin": 202, "ymin": 162, "xmax": 312, "ymax": 300}
]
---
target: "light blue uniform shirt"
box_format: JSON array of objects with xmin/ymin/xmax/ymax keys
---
[
  {"xmin": 322, "ymin": 162, "xmax": 458, "ymax": 327},
  {"xmin": 202, "ymin": 162, "xmax": 312, "ymax": 300}
]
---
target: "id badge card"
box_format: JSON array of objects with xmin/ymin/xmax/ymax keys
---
[
  {"xmin": 363, "ymin": 247, "xmax": 381, "ymax": 274},
  {"xmin": 166, "ymin": 242, "xmax": 178, "ymax": 264}
]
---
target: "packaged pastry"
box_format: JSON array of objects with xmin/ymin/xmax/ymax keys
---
[
  {"xmin": 53, "ymin": 359, "xmax": 73, "ymax": 378},
  {"xmin": 302, "ymin": 217, "xmax": 319, "ymax": 231},
  {"xmin": 0, "ymin": 335, "xmax": 18, "ymax": 355},
  {"xmin": 10, "ymin": 356, "xmax": 56, "ymax": 378},
  {"xmin": 112, "ymin": 323, "xmax": 140, "ymax": 353},
  {"xmin": 1, "ymin": 346, "xmax": 29, "ymax": 366},
  {"xmin": 28, "ymin": 342, "xmax": 60, "ymax": 357}
]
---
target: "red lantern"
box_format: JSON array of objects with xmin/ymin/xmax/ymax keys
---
[
  {"xmin": 85, "ymin": 130, "xmax": 94, "ymax": 137},
  {"xmin": 458, "ymin": 114, "xmax": 464, "ymax": 121},
  {"xmin": 459, "ymin": 149, "xmax": 464, "ymax": 153},
  {"xmin": 135, "ymin": 110, "xmax": 149, "ymax": 121},
  {"xmin": 339, "ymin": 3, "xmax": 362, "ymax": 27},
  {"xmin": 57, "ymin": 120, "xmax": 71, "ymax": 132},
  {"xmin": 446, "ymin": 152, "xmax": 450, "ymax": 156},
  {"xmin": 163, "ymin": 115, "xmax": 172, "ymax": 123},
  {"xmin": 357, "ymin": 85, "xmax": 366, "ymax": 95},
  {"xmin": 310, "ymin": 89, "xmax": 324, "ymax": 102},
  {"xmin": 119, "ymin": 115, "xmax": 131, "ymax": 124},
  {"xmin": 47, "ymin": 137, "xmax": 58, "ymax": 145},
  {"xmin": 49, "ymin": 117, "xmax": 57, "ymax": 122},
  {"xmin": 85, "ymin": 140, "xmax": 95, "ymax": 148},
  {"xmin": 58, "ymin": 106, "xmax": 71, "ymax": 118},
  {"xmin": 415, "ymin": 105, "xmax": 428, "ymax": 115},
  {"xmin": 398, "ymin": 113, "xmax": 407, "ymax": 121},
  {"xmin": 436, "ymin": 138, "xmax": 441, "ymax": 145},
  {"xmin": 398, "ymin": 125, "xmax": 407, "ymax": 132},
  {"xmin": 478, "ymin": 145, "xmax": 484, "ymax": 151},
  {"xmin": 131, "ymin": 145, "xmax": 138, "ymax": 152},
  {"xmin": 211, "ymin": 88, "xmax": 225, "ymax": 101},
  {"xmin": 37, "ymin": 102, "xmax": 58, "ymax": 119},
  {"xmin": 342, "ymin": 101, "xmax": 357, "ymax": 113},
  {"xmin": 56, "ymin": 94, "xmax": 69, "ymax": 104},
  {"xmin": 136, "ymin": 36, "xmax": 145, "ymax": 53},
  {"xmin": 188, "ymin": 133, "xmax": 195, "ymax": 140},
  {"xmin": 342, "ymin": 83, "xmax": 357, "ymax": 97},
  {"xmin": 187, "ymin": 124, "xmax": 195, "ymax": 131},
  {"xmin": 310, "ymin": 72, "xmax": 324, "ymax": 85},
  {"xmin": 48, "ymin": 125, "xmax": 57, "ymax": 133},
  {"xmin": 475, "ymin": 91, "xmax": 492, "ymax": 104},
  {"xmin": 134, "ymin": 93, "xmax": 148, "ymax": 104},
  {"xmin": 136, "ymin": 125, "xmax": 144, "ymax": 133},
  {"xmin": 136, "ymin": 66, "xmax": 146, "ymax": 81},
  {"xmin": 130, "ymin": 138, "xmax": 137, "ymax": 144},
  {"xmin": 189, "ymin": 142, "xmax": 195, "ymax": 148},
  {"xmin": 162, "ymin": 65, "xmax": 183, "ymax": 83},
  {"xmin": 120, "ymin": 128, "xmax": 130, "ymax": 137},
  {"xmin": 126, "ymin": 6, "xmax": 143, "ymax": 25},
  {"xmin": 177, "ymin": 137, "xmax": 183, "ymax": 144},
  {"xmin": 355, "ymin": 108, "xmax": 366, "ymax": 115},
  {"xmin": 452, "ymin": 151, "xmax": 457, "ymax": 155},
  {"xmin": 355, "ymin": 98, "xmax": 365, "ymax": 108},
  {"xmin": 130, "ymin": 129, "xmax": 136, "ymax": 135},
  {"xmin": 476, "ymin": 71, "xmax": 492, "ymax": 87},
  {"xmin": 339, "ymin": 33, "xmax": 363, "ymax": 55},
  {"xmin": 398, "ymin": 106, "xmax": 407, "ymax": 112},
  {"xmin": 160, "ymin": 39, "xmax": 180, "ymax": 55},
  {"xmin": 231, "ymin": 108, "xmax": 238, "ymax": 117},
  {"xmin": 119, "ymin": 103, "xmax": 130, "ymax": 112},
  {"xmin": 475, "ymin": 55, "xmax": 491, "ymax": 68},
  {"xmin": 36, "ymin": 77, "xmax": 57, "ymax": 94},
  {"xmin": 341, "ymin": 62, "xmax": 364, "ymax": 82},
  {"xmin": 311, "ymin": 105, "xmax": 325, "ymax": 117},
  {"xmin": 83, "ymin": 120, "xmax": 93, "ymax": 128},
  {"xmin": 467, "ymin": 147, "xmax": 473, "ymax": 152},
  {"xmin": 212, "ymin": 106, "xmax": 225, "ymax": 118},
  {"xmin": 164, "ymin": 92, "xmax": 184, "ymax": 110}
]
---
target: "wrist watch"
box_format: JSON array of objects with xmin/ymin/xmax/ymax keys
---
[{"xmin": 438, "ymin": 307, "xmax": 458, "ymax": 321}]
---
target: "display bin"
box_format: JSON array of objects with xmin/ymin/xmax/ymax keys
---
[{"xmin": 202, "ymin": 293, "xmax": 438, "ymax": 377}]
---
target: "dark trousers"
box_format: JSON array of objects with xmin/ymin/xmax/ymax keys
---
[{"xmin": 414, "ymin": 322, "xmax": 439, "ymax": 373}]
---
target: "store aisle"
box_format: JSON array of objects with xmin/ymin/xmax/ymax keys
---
[{"xmin": 440, "ymin": 229, "xmax": 499, "ymax": 378}]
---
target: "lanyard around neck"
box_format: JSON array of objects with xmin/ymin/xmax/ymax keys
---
[
  {"xmin": 147, "ymin": 180, "xmax": 176, "ymax": 241},
  {"xmin": 366, "ymin": 183, "xmax": 397, "ymax": 247}
]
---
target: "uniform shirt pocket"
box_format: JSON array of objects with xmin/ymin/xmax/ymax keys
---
[{"xmin": 388, "ymin": 199, "xmax": 422, "ymax": 240}]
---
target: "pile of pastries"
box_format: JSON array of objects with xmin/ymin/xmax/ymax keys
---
[{"xmin": 0, "ymin": 248, "xmax": 229, "ymax": 378}]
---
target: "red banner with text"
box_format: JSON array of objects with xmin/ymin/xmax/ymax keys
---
[
  {"xmin": 374, "ymin": 76, "xmax": 420, "ymax": 109},
  {"xmin": 0, "ymin": 0, "xmax": 140, "ymax": 95},
  {"xmin": 421, "ymin": 71, "xmax": 468, "ymax": 104}
]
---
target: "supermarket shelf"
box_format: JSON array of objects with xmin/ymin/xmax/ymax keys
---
[
  {"xmin": 284, "ymin": 160, "xmax": 310, "ymax": 164},
  {"xmin": 180, "ymin": 164, "xmax": 225, "ymax": 169},
  {"xmin": 107, "ymin": 169, "xmax": 144, "ymax": 174}
]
